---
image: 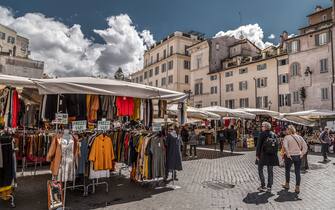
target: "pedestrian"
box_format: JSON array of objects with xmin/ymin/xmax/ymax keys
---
[
  {"xmin": 319, "ymin": 127, "xmax": 331, "ymax": 162},
  {"xmin": 253, "ymin": 127, "xmax": 260, "ymax": 147},
  {"xmin": 282, "ymin": 125, "xmax": 308, "ymax": 194},
  {"xmin": 180, "ymin": 125, "xmax": 189, "ymax": 157},
  {"xmin": 227, "ymin": 125, "xmax": 237, "ymax": 153},
  {"xmin": 189, "ymin": 126, "xmax": 197, "ymax": 158},
  {"xmin": 217, "ymin": 127, "xmax": 227, "ymax": 153},
  {"xmin": 297, "ymin": 131, "xmax": 309, "ymax": 171},
  {"xmin": 256, "ymin": 122, "xmax": 279, "ymax": 192}
]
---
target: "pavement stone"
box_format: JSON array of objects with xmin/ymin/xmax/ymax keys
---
[{"xmin": 1, "ymin": 148, "xmax": 335, "ymax": 210}]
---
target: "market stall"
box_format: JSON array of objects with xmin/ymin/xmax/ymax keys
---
[{"xmin": 0, "ymin": 74, "xmax": 187, "ymax": 209}]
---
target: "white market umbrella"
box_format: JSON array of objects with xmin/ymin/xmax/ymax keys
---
[
  {"xmin": 283, "ymin": 110, "xmax": 335, "ymax": 119},
  {"xmin": 236, "ymin": 108, "xmax": 280, "ymax": 117},
  {"xmin": 168, "ymin": 104, "xmax": 220, "ymax": 120},
  {"xmin": 0, "ymin": 74, "xmax": 35, "ymax": 87},
  {"xmin": 201, "ymin": 106, "xmax": 255, "ymax": 119}
]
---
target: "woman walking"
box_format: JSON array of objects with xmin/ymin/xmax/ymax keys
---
[
  {"xmin": 189, "ymin": 126, "xmax": 197, "ymax": 158},
  {"xmin": 282, "ymin": 125, "xmax": 308, "ymax": 194}
]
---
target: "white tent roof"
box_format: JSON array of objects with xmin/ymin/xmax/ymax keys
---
[
  {"xmin": 168, "ymin": 104, "xmax": 220, "ymax": 120},
  {"xmin": 236, "ymin": 108, "xmax": 280, "ymax": 117},
  {"xmin": 200, "ymin": 106, "xmax": 255, "ymax": 119},
  {"xmin": 274, "ymin": 116, "xmax": 316, "ymax": 127},
  {"xmin": 283, "ymin": 110, "xmax": 335, "ymax": 119},
  {"xmin": 0, "ymin": 74, "xmax": 186, "ymax": 100},
  {"xmin": 0, "ymin": 74, "xmax": 35, "ymax": 87}
]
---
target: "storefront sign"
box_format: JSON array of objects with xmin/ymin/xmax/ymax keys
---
[
  {"xmin": 54, "ymin": 113, "xmax": 68, "ymax": 125},
  {"xmin": 72, "ymin": 120, "xmax": 87, "ymax": 131},
  {"xmin": 98, "ymin": 120, "xmax": 111, "ymax": 131},
  {"xmin": 152, "ymin": 122, "xmax": 162, "ymax": 132}
]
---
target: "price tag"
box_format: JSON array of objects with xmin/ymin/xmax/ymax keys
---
[
  {"xmin": 98, "ymin": 120, "xmax": 111, "ymax": 131},
  {"xmin": 55, "ymin": 113, "xmax": 68, "ymax": 125},
  {"xmin": 72, "ymin": 120, "xmax": 87, "ymax": 131},
  {"xmin": 152, "ymin": 122, "xmax": 162, "ymax": 132}
]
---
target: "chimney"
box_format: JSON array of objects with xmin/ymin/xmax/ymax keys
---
[{"xmin": 280, "ymin": 31, "xmax": 288, "ymax": 46}]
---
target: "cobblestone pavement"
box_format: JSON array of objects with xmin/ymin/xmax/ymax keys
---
[{"xmin": 2, "ymin": 148, "xmax": 335, "ymax": 210}]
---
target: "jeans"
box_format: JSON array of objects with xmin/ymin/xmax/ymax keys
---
[
  {"xmin": 190, "ymin": 145, "xmax": 197, "ymax": 156},
  {"xmin": 321, "ymin": 143, "xmax": 329, "ymax": 160},
  {"xmin": 258, "ymin": 164, "xmax": 273, "ymax": 188},
  {"xmin": 285, "ymin": 155, "xmax": 301, "ymax": 186},
  {"xmin": 230, "ymin": 140, "xmax": 236, "ymax": 152},
  {"xmin": 219, "ymin": 140, "xmax": 224, "ymax": 152}
]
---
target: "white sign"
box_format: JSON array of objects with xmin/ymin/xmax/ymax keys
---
[
  {"xmin": 98, "ymin": 120, "xmax": 111, "ymax": 131},
  {"xmin": 72, "ymin": 120, "xmax": 87, "ymax": 131},
  {"xmin": 55, "ymin": 113, "xmax": 68, "ymax": 125},
  {"xmin": 152, "ymin": 122, "xmax": 162, "ymax": 132}
]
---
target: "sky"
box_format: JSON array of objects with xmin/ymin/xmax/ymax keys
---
[{"xmin": 0, "ymin": 0, "xmax": 332, "ymax": 76}]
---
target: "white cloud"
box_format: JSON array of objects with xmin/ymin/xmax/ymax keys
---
[
  {"xmin": 0, "ymin": 6, "xmax": 155, "ymax": 76},
  {"xmin": 214, "ymin": 24, "xmax": 273, "ymax": 49},
  {"xmin": 288, "ymin": 34, "xmax": 296, "ymax": 38},
  {"xmin": 268, "ymin": 34, "xmax": 275, "ymax": 39}
]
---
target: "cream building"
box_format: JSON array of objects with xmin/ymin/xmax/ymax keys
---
[
  {"xmin": 130, "ymin": 31, "xmax": 203, "ymax": 93},
  {"xmin": 284, "ymin": 5, "xmax": 334, "ymax": 111},
  {"xmin": 188, "ymin": 36, "xmax": 290, "ymax": 112},
  {"xmin": 0, "ymin": 24, "xmax": 44, "ymax": 78}
]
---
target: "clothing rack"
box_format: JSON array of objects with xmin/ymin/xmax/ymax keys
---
[{"xmin": 0, "ymin": 134, "xmax": 16, "ymax": 208}]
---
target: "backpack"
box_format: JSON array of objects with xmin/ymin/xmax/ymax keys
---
[{"xmin": 262, "ymin": 132, "xmax": 278, "ymax": 155}]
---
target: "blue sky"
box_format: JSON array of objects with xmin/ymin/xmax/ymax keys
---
[
  {"xmin": 1, "ymin": 0, "xmax": 332, "ymax": 43},
  {"xmin": 0, "ymin": 0, "xmax": 332, "ymax": 76}
]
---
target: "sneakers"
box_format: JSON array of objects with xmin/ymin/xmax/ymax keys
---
[
  {"xmin": 266, "ymin": 187, "xmax": 272, "ymax": 192},
  {"xmin": 257, "ymin": 186, "xmax": 266, "ymax": 192},
  {"xmin": 194, "ymin": 156, "xmax": 198, "ymax": 158}
]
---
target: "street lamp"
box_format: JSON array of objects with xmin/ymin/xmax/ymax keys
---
[{"xmin": 304, "ymin": 66, "xmax": 312, "ymax": 76}]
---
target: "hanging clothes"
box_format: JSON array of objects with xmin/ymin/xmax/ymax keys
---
[
  {"xmin": 166, "ymin": 131, "xmax": 183, "ymax": 171},
  {"xmin": 131, "ymin": 98, "xmax": 141, "ymax": 120},
  {"xmin": 100, "ymin": 96, "xmax": 115, "ymax": 120},
  {"xmin": 0, "ymin": 135, "xmax": 14, "ymax": 187},
  {"xmin": 89, "ymin": 134, "xmax": 115, "ymax": 170},
  {"xmin": 87, "ymin": 95, "xmax": 100, "ymax": 122},
  {"xmin": 116, "ymin": 96, "xmax": 134, "ymax": 117},
  {"xmin": 43, "ymin": 94, "xmax": 58, "ymax": 121},
  {"xmin": 150, "ymin": 136, "xmax": 166, "ymax": 178},
  {"xmin": 46, "ymin": 134, "xmax": 79, "ymax": 180},
  {"xmin": 11, "ymin": 90, "xmax": 19, "ymax": 128}
]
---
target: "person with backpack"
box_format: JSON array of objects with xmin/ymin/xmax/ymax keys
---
[
  {"xmin": 217, "ymin": 127, "xmax": 227, "ymax": 153},
  {"xmin": 282, "ymin": 125, "xmax": 308, "ymax": 194},
  {"xmin": 319, "ymin": 127, "xmax": 331, "ymax": 162},
  {"xmin": 256, "ymin": 122, "xmax": 279, "ymax": 192}
]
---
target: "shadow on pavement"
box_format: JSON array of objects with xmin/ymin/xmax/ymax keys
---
[
  {"xmin": 243, "ymin": 191, "xmax": 275, "ymax": 205},
  {"xmin": 274, "ymin": 190, "xmax": 302, "ymax": 202},
  {"xmin": 1, "ymin": 173, "xmax": 173, "ymax": 210},
  {"xmin": 183, "ymin": 149, "xmax": 242, "ymax": 161}
]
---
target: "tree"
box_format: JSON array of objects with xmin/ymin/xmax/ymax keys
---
[
  {"xmin": 114, "ymin": 67, "xmax": 125, "ymax": 80},
  {"xmin": 300, "ymin": 87, "xmax": 306, "ymax": 110}
]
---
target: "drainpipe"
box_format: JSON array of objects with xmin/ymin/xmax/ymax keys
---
[
  {"xmin": 253, "ymin": 77, "xmax": 257, "ymax": 108},
  {"xmin": 219, "ymin": 72, "xmax": 222, "ymax": 106},
  {"xmin": 330, "ymin": 28, "xmax": 335, "ymax": 111},
  {"xmin": 275, "ymin": 57, "xmax": 280, "ymax": 112}
]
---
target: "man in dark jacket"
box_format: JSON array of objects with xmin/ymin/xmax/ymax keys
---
[
  {"xmin": 180, "ymin": 125, "xmax": 189, "ymax": 157},
  {"xmin": 227, "ymin": 125, "xmax": 237, "ymax": 153},
  {"xmin": 319, "ymin": 127, "xmax": 331, "ymax": 162},
  {"xmin": 256, "ymin": 121, "xmax": 279, "ymax": 192},
  {"xmin": 217, "ymin": 127, "xmax": 227, "ymax": 152}
]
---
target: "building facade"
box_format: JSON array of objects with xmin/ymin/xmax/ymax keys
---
[
  {"xmin": 0, "ymin": 24, "xmax": 44, "ymax": 78},
  {"xmin": 284, "ymin": 5, "xmax": 335, "ymax": 111},
  {"xmin": 188, "ymin": 3, "xmax": 335, "ymax": 112},
  {"xmin": 130, "ymin": 31, "xmax": 203, "ymax": 93}
]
